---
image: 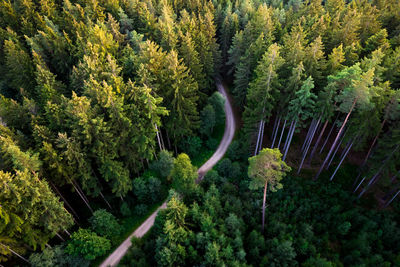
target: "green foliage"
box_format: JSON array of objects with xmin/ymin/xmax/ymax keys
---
[
  {"xmin": 66, "ymin": 229, "xmax": 111, "ymax": 260},
  {"xmin": 150, "ymin": 150, "xmax": 174, "ymax": 179},
  {"xmin": 89, "ymin": 209, "xmax": 122, "ymax": 241},
  {"xmin": 29, "ymin": 245, "xmax": 89, "ymax": 267},
  {"xmin": 200, "ymin": 104, "xmax": 216, "ymax": 137},
  {"xmin": 248, "ymin": 148, "xmax": 291, "ymax": 192},
  {"xmin": 133, "ymin": 176, "xmax": 162, "ymax": 204},
  {"xmin": 170, "ymin": 153, "xmax": 198, "ymax": 196}
]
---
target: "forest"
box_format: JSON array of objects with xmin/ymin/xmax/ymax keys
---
[{"xmin": 0, "ymin": 0, "xmax": 400, "ymax": 266}]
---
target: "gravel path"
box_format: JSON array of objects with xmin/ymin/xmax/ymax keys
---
[{"xmin": 99, "ymin": 81, "xmax": 235, "ymax": 267}]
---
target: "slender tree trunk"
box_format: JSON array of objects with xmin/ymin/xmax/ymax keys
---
[
  {"xmin": 271, "ymin": 117, "xmax": 281, "ymax": 148},
  {"xmin": 56, "ymin": 233, "xmax": 65, "ymax": 242},
  {"xmin": 262, "ymin": 181, "xmax": 267, "ymax": 232},
  {"xmin": 46, "ymin": 243, "xmax": 52, "ymax": 249},
  {"xmin": 271, "ymin": 116, "xmax": 278, "ymax": 140},
  {"xmin": 330, "ymin": 139, "xmax": 355, "ymax": 181},
  {"xmin": 320, "ymin": 115, "xmax": 339, "ymax": 154},
  {"xmin": 302, "ymin": 119, "xmax": 316, "ymax": 152},
  {"xmin": 358, "ymin": 145, "xmax": 399, "ymax": 198},
  {"xmin": 166, "ymin": 131, "xmax": 171, "ymax": 150},
  {"xmin": 159, "ymin": 127, "xmax": 166, "ymax": 150},
  {"xmin": 277, "ymin": 120, "xmax": 287, "ymax": 149},
  {"xmin": 385, "ymin": 188, "xmax": 400, "ymax": 207},
  {"xmin": 315, "ymin": 99, "xmax": 357, "ymax": 180},
  {"xmin": 259, "ymin": 120, "xmax": 265, "ymax": 153},
  {"xmin": 254, "ymin": 121, "xmax": 263, "ymax": 156},
  {"xmin": 155, "ymin": 125, "xmax": 163, "ymax": 151},
  {"xmin": 283, "ymin": 120, "xmax": 297, "ymax": 161},
  {"xmin": 308, "ymin": 119, "xmax": 328, "ymax": 164},
  {"xmin": 326, "ymin": 131, "xmax": 347, "ymax": 170},
  {"xmin": 64, "ymin": 229, "xmax": 71, "ymax": 237},
  {"xmin": 353, "ymin": 176, "xmax": 366, "ymax": 193},
  {"xmin": 298, "ymin": 118, "xmax": 320, "ymax": 173},
  {"xmin": 49, "ymin": 182, "xmax": 80, "ymax": 220},
  {"xmin": 99, "ymin": 191, "xmax": 112, "ymax": 210},
  {"xmin": 70, "ymin": 180, "xmax": 93, "ymax": 213},
  {"xmin": 362, "ymin": 119, "xmax": 386, "ymax": 166},
  {"xmin": 0, "ymin": 243, "xmax": 29, "ymax": 264},
  {"xmin": 283, "ymin": 120, "xmax": 294, "ymax": 154}
]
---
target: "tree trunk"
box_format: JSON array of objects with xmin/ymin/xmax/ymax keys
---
[
  {"xmin": 271, "ymin": 116, "xmax": 278, "ymax": 140},
  {"xmin": 282, "ymin": 120, "xmax": 294, "ymax": 154},
  {"xmin": 254, "ymin": 120, "xmax": 263, "ymax": 156},
  {"xmin": 283, "ymin": 120, "xmax": 297, "ymax": 161},
  {"xmin": 49, "ymin": 181, "xmax": 80, "ymax": 220},
  {"xmin": 271, "ymin": 116, "xmax": 281, "ymax": 148},
  {"xmin": 259, "ymin": 120, "xmax": 265, "ymax": 153},
  {"xmin": 56, "ymin": 233, "xmax": 65, "ymax": 242},
  {"xmin": 353, "ymin": 176, "xmax": 366, "ymax": 193},
  {"xmin": 0, "ymin": 242, "xmax": 29, "ymax": 264},
  {"xmin": 315, "ymin": 99, "xmax": 357, "ymax": 180},
  {"xmin": 329, "ymin": 139, "xmax": 355, "ymax": 181},
  {"xmin": 277, "ymin": 120, "xmax": 287, "ymax": 149},
  {"xmin": 99, "ymin": 191, "xmax": 112, "ymax": 210},
  {"xmin": 326, "ymin": 130, "xmax": 347, "ymax": 170},
  {"xmin": 385, "ymin": 188, "xmax": 400, "ymax": 207},
  {"xmin": 320, "ymin": 115, "xmax": 339, "ymax": 154},
  {"xmin": 155, "ymin": 124, "xmax": 163, "ymax": 151},
  {"xmin": 166, "ymin": 131, "xmax": 171, "ymax": 150},
  {"xmin": 308, "ymin": 119, "xmax": 329, "ymax": 164},
  {"xmin": 298, "ymin": 118, "xmax": 320, "ymax": 173},
  {"xmin": 262, "ymin": 181, "xmax": 268, "ymax": 232},
  {"xmin": 362, "ymin": 119, "xmax": 386, "ymax": 166},
  {"xmin": 70, "ymin": 180, "xmax": 93, "ymax": 213},
  {"xmin": 302, "ymin": 119, "xmax": 316, "ymax": 152}
]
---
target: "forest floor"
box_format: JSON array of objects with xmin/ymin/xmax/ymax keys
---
[{"xmin": 99, "ymin": 80, "xmax": 236, "ymax": 267}]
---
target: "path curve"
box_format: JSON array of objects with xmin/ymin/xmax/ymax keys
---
[{"xmin": 100, "ymin": 80, "xmax": 235, "ymax": 267}]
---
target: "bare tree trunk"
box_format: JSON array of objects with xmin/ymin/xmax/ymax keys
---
[
  {"xmin": 283, "ymin": 120, "xmax": 297, "ymax": 161},
  {"xmin": 353, "ymin": 176, "xmax": 366, "ymax": 193},
  {"xmin": 49, "ymin": 181, "xmax": 80, "ymax": 220},
  {"xmin": 302, "ymin": 119, "xmax": 316, "ymax": 152},
  {"xmin": 254, "ymin": 121, "xmax": 263, "ymax": 156},
  {"xmin": 271, "ymin": 116, "xmax": 278, "ymax": 140},
  {"xmin": 0, "ymin": 242, "xmax": 29, "ymax": 264},
  {"xmin": 155, "ymin": 124, "xmax": 163, "ymax": 151},
  {"xmin": 159, "ymin": 127, "xmax": 166, "ymax": 150},
  {"xmin": 271, "ymin": 116, "xmax": 281, "ymax": 148},
  {"xmin": 259, "ymin": 120, "xmax": 265, "ymax": 153},
  {"xmin": 362, "ymin": 119, "xmax": 386, "ymax": 166},
  {"xmin": 320, "ymin": 115, "xmax": 339, "ymax": 154},
  {"xmin": 298, "ymin": 117, "xmax": 320, "ymax": 173},
  {"xmin": 315, "ymin": 99, "xmax": 357, "ymax": 180},
  {"xmin": 308, "ymin": 119, "xmax": 329, "ymax": 164},
  {"xmin": 262, "ymin": 181, "xmax": 267, "ymax": 232},
  {"xmin": 277, "ymin": 119, "xmax": 287, "ymax": 149},
  {"xmin": 330, "ymin": 139, "xmax": 355, "ymax": 181},
  {"xmin": 385, "ymin": 188, "xmax": 400, "ymax": 207},
  {"xmin": 56, "ymin": 233, "xmax": 65, "ymax": 242},
  {"xmin": 99, "ymin": 191, "xmax": 112, "ymax": 210},
  {"xmin": 166, "ymin": 131, "xmax": 171, "ymax": 150},
  {"xmin": 282, "ymin": 120, "xmax": 294, "ymax": 154},
  {"xmin": 64, "ymin": 229, "xmax": 71, "ymax": 237},
  {"xmin": 70, "ymin": 180, "xmax": 93, "ymax": 213},
  {"xmin": 326, "ymin": 131, "xmax": 347, "ymax": 170}
]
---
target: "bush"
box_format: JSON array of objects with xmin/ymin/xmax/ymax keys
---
[
  {"xmin": 29, "ymin": 245, "xmax": 89, "ymax": 267},
  {"xmin": 120, "ymin": 202, "xmax": 132, "ymax": 217},
  {"xmin": 133, "ymin": 176, "xmax": 162, "ymax": 204},
  {"xmin": 89, "ymin": 209, "xmax": 122, "ymax": 241},
  {"xmin": 134, "ymin": 204, "xmax": 148, "ymax": 216},
  {"xmin": 66, "ymin": 229, "xmax": 111, "ymax": 260},
  {"xmin": 150, "ymin": 150, "xmax": 174, "ymax": 179},
  {"xmin": 179, "ymin": 136, "xmax": 202, "ymax": 158}
]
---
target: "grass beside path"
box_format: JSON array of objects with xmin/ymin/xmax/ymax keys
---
[{"xmin": 92, "ymin": 200, "xmax": 164, "ymax": 266}]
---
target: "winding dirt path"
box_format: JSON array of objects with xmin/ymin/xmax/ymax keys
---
[{"xmin": 100, "ymin": 80, "xmax": 235, "ymax": 267}]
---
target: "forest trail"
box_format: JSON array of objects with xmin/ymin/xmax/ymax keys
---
[{"xmin": 99, "ymin": 80, "xmax": 236, "ymax": 267}]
